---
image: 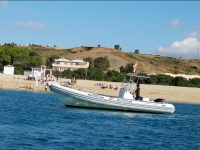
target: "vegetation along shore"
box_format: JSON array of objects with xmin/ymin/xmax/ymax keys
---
[{"xmin": 0, "ymin": 43, "xmax": 200, "ymax": 104}]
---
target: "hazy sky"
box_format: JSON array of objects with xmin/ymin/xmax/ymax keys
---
[{"xmin": 1, "ymin": 1, "xmax": 200, "ymax": 59}]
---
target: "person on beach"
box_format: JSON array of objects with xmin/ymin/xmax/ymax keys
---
[
  {"xmin": 16, "ymin": 82, "xmax": 19, "ymax": 89},
  {"xmin": 71, "ymin": 77, "xmax": 74, "ymax": 84},
  {"xmin": 45, "ymin": 84, "xmax": 48, "ymax": 91},
  {"xmin": 135, "ymin": 83, "xmax": 142, "ymax": 100}
]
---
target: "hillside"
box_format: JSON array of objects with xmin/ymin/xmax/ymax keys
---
[{"xmin": 27, "ymin": 46, "xmax": 200, "ymax": 75}]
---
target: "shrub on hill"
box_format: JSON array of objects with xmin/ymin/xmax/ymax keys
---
[{"xmin": 94, "ymin": 56, "xmax": 110, "ymax": 71}]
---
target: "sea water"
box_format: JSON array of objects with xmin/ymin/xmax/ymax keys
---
[{"xmin": 0, "ymin": 90, "xmax": 199, "ymax": 150}]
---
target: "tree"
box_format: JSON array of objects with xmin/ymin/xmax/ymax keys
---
[
  {"xmin": 0, "ymin": 46, "xmax": 31, "ymax": 68},
  {"xmin": 119, "ymin": 65, "xmax": 126, "ymax": 74},
  {"xmin": 83, "ymin": 57, "xmax": 94, "ymax": 69},
  {"xmin": 0, "ymin": 47, "xmax": 11, "ymax": 65},
  {"xmin": 46, "ymin": 55, "xmax": 59, "ymax": 67},
  {"xmin": 106, "ymin": 70, "xmax": 121, "ymax": 82},
  {"xmin": 188, "ymin": 78, "xmax": 200, "ymax": 86},
  {"xmin": 107, "ymin": 70, "xmax": 120, "ymax": 77},
  {"xmin": 0, "ymin": 63, "xmax": 3, "ymax": 72},
  {"xmin": 74, "ymin": 68, "xmax": 86, "ymax": 79},
  {"xmin": 61, "ymin": 70, "xmax": 73, "ymax": 78},
  {"xmin": 174, "ymin": 76, "xmax": 187, "ymax": 86},
  {"xmin": 114, "ymin": 44, "xmax": 120, "ymax": 50},
  {"xmin": 119, "ymin": 63, "xmax": 135, "ymax": 74},
  {"xmin": 14, "ymin": 66, "xmax": 24, "ymax": 75},
  {"xmin": 156, "ymin": 74, "xmax": 174, "ymax": 85},
  {"xmin": 125, "ymin": 63, "xmax": 133, "ymax": 73},
  {"xmin": 87, "ymin": 68, "xmax": 105, "ymax": 81},
  {"xmin": 29, "ymin": 56, "xmax": 42, "ymax": 67},
  {"xmin": 150, "ymin": 75, "xmax": 158, "ymax": 84},
  {"xmin": 94, "ymin": 56, "xmax": 110, "ymax": 71},
  {"xmin": 135, "ymin": 49, "xmax": 140, "ymax": 54}
]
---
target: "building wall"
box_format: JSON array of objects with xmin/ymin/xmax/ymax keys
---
[
  {"xmin": 52, "ymin": 60, "xmax": 89, "ymax": 72},
  {"xmin": 3, "ymin": 66, "xmax": 14, "ymax": 75}
]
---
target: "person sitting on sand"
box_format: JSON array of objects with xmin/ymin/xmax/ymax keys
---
[
  {"xmin": 135, "ymin": 83, "xmax": 142, "ymax": 100},
  {"xmin": 114, "ymin": 85, "xmax": 118, "ymax": 90},
  {"xmin": 109, "ymin": 84, "xmax": 113, "ymax": 89},
  {"xmin": 101, "ymin": 84, "xmax": 108, "ymax": 89}
]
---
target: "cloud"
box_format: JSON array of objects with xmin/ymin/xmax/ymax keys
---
[
  {"xmin": 17, "ymin": 21, "xmax": 46, "ymax": 29},
  {"xmin": 170, "ymin": 19, "xmax": 183, "ymax": 27},
  {"xmin": 1, "ymin": 1, "xmax": 8, "ymax": 8},
  {"xmin": 157, "ymin": 37, "xmax": 200, "ymax": 59},
  {"xmin": 188, "ymin": 31, "xmax": 199, "ymax": 38}
]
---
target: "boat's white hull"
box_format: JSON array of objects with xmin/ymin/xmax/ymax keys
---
[{"xmin": 48, "ymin": 82, "xmax": 175, "ymax": 114}]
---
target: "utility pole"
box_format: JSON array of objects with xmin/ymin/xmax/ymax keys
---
[
  {"xmin": 197, "ymin": 48, "xmax": 199, "ymax": 65},
  {"xmin": 85, "ymin": 67, "xmax": 87, "ymax": 80}
]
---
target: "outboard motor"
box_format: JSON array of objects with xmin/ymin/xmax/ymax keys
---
[{"xmin": 154, "ymin": 98, "xmax": 167, "ymax": 103}]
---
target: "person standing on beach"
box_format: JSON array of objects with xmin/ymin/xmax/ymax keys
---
[
  {"xmin": 74, "ymin": 78, "xmax": 77, "ymax": 85},
  {"xmin": 45, "ymin": 84, "xmax": 48, "ymax": 91},
  {"xmin": 16, "ymin": 82, "xmax": 19, "ymax": 89}
]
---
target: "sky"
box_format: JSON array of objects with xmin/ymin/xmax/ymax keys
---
[{"xmin": 0, "ymin": 1, "xmax": 200, "ymax": 59}]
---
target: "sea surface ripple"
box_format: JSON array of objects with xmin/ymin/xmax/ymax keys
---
[{"xmin": 0, "ymin": 90, "xmax": 200, "ymax": 150}]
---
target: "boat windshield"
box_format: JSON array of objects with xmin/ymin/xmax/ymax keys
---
[{"xmin": 120, "ymin": 74, "xmax": 150, "ymax": 91}]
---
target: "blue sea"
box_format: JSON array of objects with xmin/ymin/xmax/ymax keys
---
[{"xmin": 0, "ymin": 90, "xmax": 200, "ymax": 150}]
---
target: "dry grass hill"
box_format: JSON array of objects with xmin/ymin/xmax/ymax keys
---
[{"xmin": 27, "ymin": 46, "xmax": 200, "ymax": 75}]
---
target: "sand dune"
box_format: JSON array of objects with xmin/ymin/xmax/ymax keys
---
[{"xmin": 0, "ymin": 74, "xmax": 199, "ymax": 104}]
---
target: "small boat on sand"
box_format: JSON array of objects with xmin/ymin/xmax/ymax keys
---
[{"xmin": 47, "ymin": 74, "xmax": 175, "ymax": 114}]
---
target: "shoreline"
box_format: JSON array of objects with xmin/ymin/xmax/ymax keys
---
[{"xmin": 0, "ymin": 74, "xmax": 200, "ymax": 105}]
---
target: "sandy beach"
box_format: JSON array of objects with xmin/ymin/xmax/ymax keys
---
[{"xmin": 0, "ymin": 74, "xmax": 199, "ymax": 104}]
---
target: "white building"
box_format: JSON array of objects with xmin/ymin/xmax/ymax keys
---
[
  {"xmin": 52, "ymin": 58, "xmax": 89, "ymax": 72},
  {"xmin": 30, "ymin": 65, "xmax": 46, "ymax": 77},
  {"xmin": 3, "ymin": 65, "xmax": 14, "ymax": 75}
]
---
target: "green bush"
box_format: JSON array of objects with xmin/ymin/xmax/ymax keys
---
[
  {"xmin": 61, "ymin": 70, "xmax": 73, "ymax": 79},
  {"xmin": 0, "ymin": 63, "xmax": 3, "ymax": 72},
  {"xmin": 14, "ymin": 67, "xmax": 24, "ymax": 75},
  {"xmin": 87, "ymin": 68, "xmax": 105, "ymax": 81},
  {"xmin": 94, "ymin": 56, "xmax": 110, "ymax": 71}
]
